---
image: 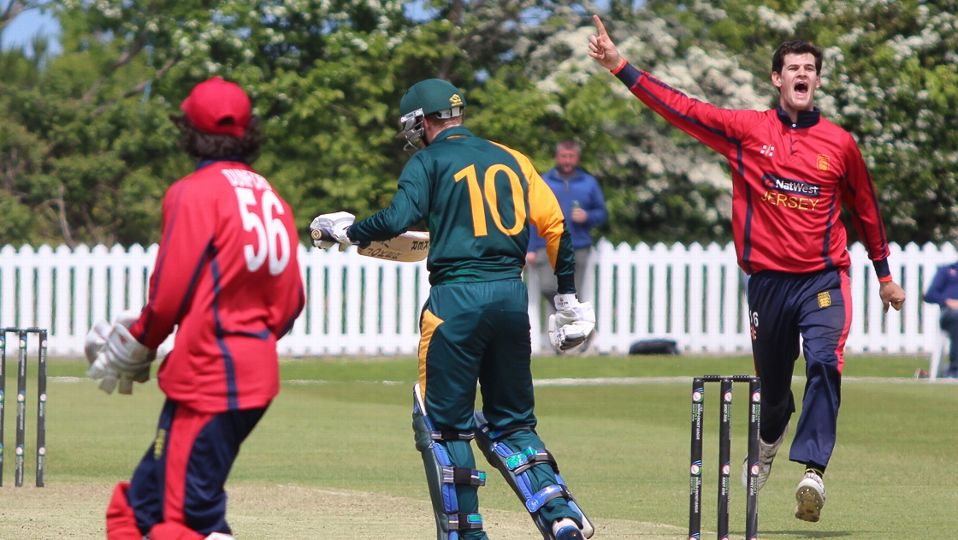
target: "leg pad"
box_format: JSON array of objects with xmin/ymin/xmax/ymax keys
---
[
  {"xmin": 413, "ymin": 384, "xmax": 485, "ymax": 539},
  {"xmin": 473, "ymin": 412, "xmax": 593, "ymax": 539}
]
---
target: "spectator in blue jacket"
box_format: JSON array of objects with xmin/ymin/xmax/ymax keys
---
[
  {"xmin": 527, "ymin": 140, "xmax": 608, "ymax": 315},
  {"xmin": 924, "ymin": 261, "xmax": 958, "ymax": 378}
]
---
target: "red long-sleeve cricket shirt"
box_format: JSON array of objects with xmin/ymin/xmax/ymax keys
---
[
  {"xmin": 128, "ymin": 160, "xmax": 304, "ymax": 413},
  {"xmin": 613, "ymin": 62, "xmax": 892, "ymax": 279}
]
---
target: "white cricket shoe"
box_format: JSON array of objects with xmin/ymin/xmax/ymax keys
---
[
  {"xmin": 794, "ymin": 469, "xmax": 826, "ymax": 522},
  {"xmin": 740, "ymin": 422, "xmax": 789, "ymax": 491}
]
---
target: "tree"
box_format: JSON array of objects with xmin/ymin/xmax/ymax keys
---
[
  {"xmin": 2, "ymin": 1, "xmax": 589, "ymax": 245},
  {"xmin": 1, "ymin": 1, "xmax": 955, "ymax": 247},
  {"xmin": 637, "ymin": 0, "xmax": 958, "ymax": 244}
]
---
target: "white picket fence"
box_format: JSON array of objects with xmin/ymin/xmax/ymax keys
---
[{"xmin": 0, "ymin": 241, "xmax": 951, "ymax": 357}]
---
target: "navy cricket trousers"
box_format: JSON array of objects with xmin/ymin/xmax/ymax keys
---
[{"xmin": 747, "ymin": 268, "xmax": 851, "ymax": 469}]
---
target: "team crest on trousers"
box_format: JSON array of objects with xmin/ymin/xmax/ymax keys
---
[
  {"xmin": 154, "ymin": 428, "xmax": 167, "ymax": 459},
  {"xmin": 817, "ymin": 291, "xmax": 832, "ymax": 309}
]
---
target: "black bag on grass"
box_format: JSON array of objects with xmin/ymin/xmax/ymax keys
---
[{"xmin": 628, "ymin": 338, "xmax": 679, "ymax": 355}]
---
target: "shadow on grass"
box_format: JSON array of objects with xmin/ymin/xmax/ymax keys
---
[{"xmin": 760, "ymin": 530, "xmax": 859, "ymax": 538}]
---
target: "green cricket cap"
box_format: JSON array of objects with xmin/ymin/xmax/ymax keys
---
[{"xmin": 399, "ymin": 79, "xmax": 466, "ymax": 117}]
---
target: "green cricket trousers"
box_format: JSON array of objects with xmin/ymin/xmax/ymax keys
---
[{"xmin": 417, "ymin": 278, "xmax": 576, "ymax": 539}]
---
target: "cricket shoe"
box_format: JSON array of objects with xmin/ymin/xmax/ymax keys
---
[
  {"xmin": 794, "ymin": 469, "xmax": 826, "ymax": 522},
  {"xmin": 552, "ymin": 518, "xmax": 585, "ymax": 540},
  {"xmin": 740, "ymin": 422, "xmax": 789, "ymax": 491}
]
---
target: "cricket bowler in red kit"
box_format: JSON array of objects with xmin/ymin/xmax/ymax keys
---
[{"xmin": 588, "ymin": 15, "xmax": 905, "ymax": 523}]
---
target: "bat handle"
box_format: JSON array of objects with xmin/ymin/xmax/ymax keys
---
[
  {"xmin": 311, "ymin": 227, "xmax": 363, "ymax": 247},
  {"xmin": 310, "ymin": 228, "xmax": 334, "ymax": 241}
]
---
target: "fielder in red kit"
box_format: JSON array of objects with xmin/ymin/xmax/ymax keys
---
[
  {"xmin": 589, "ymin": 15, "xmax": 905, "ymax": 523},
  {"xmin": 84, "ymin": 77, "xmax": 304, "ymax": 539}
]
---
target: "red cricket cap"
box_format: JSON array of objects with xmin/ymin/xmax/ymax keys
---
[{"xmin": 180, "ymin": 77, "xmax": 251, "ymax": 138}]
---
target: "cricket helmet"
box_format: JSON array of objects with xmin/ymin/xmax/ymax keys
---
[{"xmin": 398, "ymin": 79, "xmax": 465, "ymax": 149}]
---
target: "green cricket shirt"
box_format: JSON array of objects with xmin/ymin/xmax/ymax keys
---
[{"xmin": 348, "ymin": 126, "xmax": 576, "ymax": 293}]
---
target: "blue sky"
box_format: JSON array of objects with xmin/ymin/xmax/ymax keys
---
[{"xmin": 1, "ymin": 7, "xmax": 61, "ymax": 55}]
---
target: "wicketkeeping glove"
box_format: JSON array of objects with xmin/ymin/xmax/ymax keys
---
[
  {"xmin": 548, "ymin": 293, "xmax": 596, "ymax": 352},
  {"xmin": 84, "ymin": 319, "xmax": 112, "ymax": 365},
  {"xmin": 85, "ymin": 312, "xmax": 156, "ymax": 395},
  {"xmin": 309, "ymin": 211, "xmax": 355, "ymax": 251}
]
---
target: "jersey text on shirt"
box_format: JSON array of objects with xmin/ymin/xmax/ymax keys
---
[{"xmin": 222, "ymin": 168, "xmax": 273, "ymax": 191}]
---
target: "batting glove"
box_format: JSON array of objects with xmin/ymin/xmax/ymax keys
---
[
  {"xmin": 309, "ymin": 211, "xmax": 355, "ymax": 251},
  {"xmin": 548, "ymin": 293, "xmax": 596, "ymax": 352}
]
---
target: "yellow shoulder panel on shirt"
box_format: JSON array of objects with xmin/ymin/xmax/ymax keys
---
[{"xmin": 490, "ymin": 141, "xmax": 566, "ymax": 269}]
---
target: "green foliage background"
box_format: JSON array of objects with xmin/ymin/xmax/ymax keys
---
[{"xmin": 1, "ymin": 1, "xmax": 955, "ymax": 247}]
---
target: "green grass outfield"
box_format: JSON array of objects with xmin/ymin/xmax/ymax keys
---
[{"xmin": 0, "ymin": 353, "xmax": 954, "ymax": 538}]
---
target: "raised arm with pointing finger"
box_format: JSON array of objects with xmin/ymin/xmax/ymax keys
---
[
  {"xmin": 589, "ymin": 13, "xmax": 904, "ymax": 525},
  {"xmin": 587, "ymin": 15, "xmax": 623, "ymax": 71}
]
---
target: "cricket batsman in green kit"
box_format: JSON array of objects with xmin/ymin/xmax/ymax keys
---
[{"xmin": 309, "ymin": 79, "xmax": 596, "ymax": 540}]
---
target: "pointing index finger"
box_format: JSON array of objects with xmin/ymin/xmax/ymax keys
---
[{"xmin": 592, "ymin": 14, "xmax": 608, "ymax": 37}]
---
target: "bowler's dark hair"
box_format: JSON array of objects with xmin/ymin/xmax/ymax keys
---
[
  {"xmin": 772, "ymin": 40, "xmax": 823, "ymax": 74},
  {"xmin": 170, "ymin": 115, "xmax": 264, "ymax": 162}
]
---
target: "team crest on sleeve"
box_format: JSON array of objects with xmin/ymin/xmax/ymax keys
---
[
  {"xmin": 816, "ymin": 154, "xmax": 830, "ymax": 172},
  {"xmin": 817, "ymin": 291, "xmax": 832, "ymax": 309}
]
